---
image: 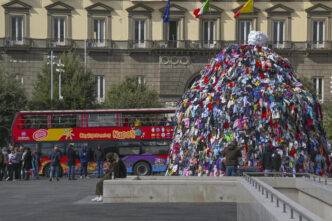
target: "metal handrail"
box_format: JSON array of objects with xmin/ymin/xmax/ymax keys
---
[
  {"xmin": 243, "ymin": 171, "xmax": 328, "ymax": 185},
  {"xmin": 243, "ymin": 173, "xmax": 317, "ymax": 221}
]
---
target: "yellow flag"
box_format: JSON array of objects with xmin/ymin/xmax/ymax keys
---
[{"xmin": 234, "ymin": 0, "xmax": 254, "ymax": 17}]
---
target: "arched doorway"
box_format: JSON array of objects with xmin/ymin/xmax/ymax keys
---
[{"xmin": 184, "ymin": 73, "xmax": 201, "ymax": 92}]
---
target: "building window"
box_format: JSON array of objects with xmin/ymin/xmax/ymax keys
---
[
  {"xmin": 313, "ymin": 20, "xmax": 325, "ymax": 48},
  {"xmin": 53, "ymin": 17, "xmax": 66, "ymax": 45},
  {"xmin": 134, "ymin": 20, "xmax": 145, "ymax": 48},
  {"xmin": 312, "ymin": 77, "xmax": 324, "ymax": 102},
  {"xmin": 96, "ymin": 75, "xmax": 105, "ymax": 103},
  {"xmin": 93, "ymin": 18, "xmax": 105, "ymax": 46},
  {"xmin": 272, "ymin": 20, "xmax": 285, "ymax": 47},
  {"xmin": 238, "ymin": 20, "xmax": 251, "ymax": 44},
  {"xmin": 11, "ymin": 16, "xmax": 24, "ymax": 44},
  {"xmin": 203, "ymin": 20, "xmax": 215, "ymax": 48}
]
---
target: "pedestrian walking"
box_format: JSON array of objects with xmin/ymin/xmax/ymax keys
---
[
  {"xmin": 22, "ymin": 148, "xmax": 32, "ymax": 180},
  {"xmin": 79, "ymin": 146, "xmax": 89, "ymax": 179},
  {"xmin": 67, "ymin": 144, "xmax": 77, "ymax": 180},
  {"xmin": 92, "ymin": 152, "xmax": 127, "ymax": 202},
  {"xmin": 49, "ymin": 146, "xmax": 61, "ymax": 181},
  {"xmin": 94, "ymin": 146, "xmax": 105, "ymax": 178}
]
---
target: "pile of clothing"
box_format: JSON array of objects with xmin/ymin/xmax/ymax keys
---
[{"xmin": 167, "ymin": 43, "xmax": 330, "ymax": 176}]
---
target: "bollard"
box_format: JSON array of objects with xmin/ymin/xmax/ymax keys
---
[{"xmin": 283, "ymin": 203, "xmax": 286, "ymax": 213}]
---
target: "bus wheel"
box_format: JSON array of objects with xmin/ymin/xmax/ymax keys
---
[{"xmin": 133, "ymin": 161, "xmax": 151, "ymax": 176}]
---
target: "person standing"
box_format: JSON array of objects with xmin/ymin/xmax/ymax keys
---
[
  {"xmin": 17, "ymin": 147, "xmax": 24, "ymax": 180},
  {"xmin": 222, "ymin": 140, "xmax": 242, "ymax": 176},
  {"xmin": 49, "ymin": 146, "xmax": 61, "ymax": 181},
  {"xmin": 67, "ymin": 144, "xmax": 77, "ymax": 180},
  {"xmin": 0, "ymin": 148, "xmax": 5, "ymax": 181},
  {"xmin": 261, "ymin": 146, "xmax": 273, "ymax": 176},
  {"xmin": 31, "ymin": 150, "xmax": 40, "ymax": 179},
  {"xmin": 22, "ymin": 148, "xmax": 32, "ymax": 180},
  {"xmin": 79, "ymin": 146, "xmax": 89, "ymax": 179},
  {"xmin": 94, "ymin": 146, "xmax": 104, "ymax": 178},
  {"xmin": 6, "ymin": 149, "xmax": 15, "ymax": 181}
]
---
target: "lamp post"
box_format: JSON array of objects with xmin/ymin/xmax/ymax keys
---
[
  {"xmin": 47, "ymin": 51, "xmax": 55, "ymax": 101},
  {"xmin": 56, "ymin": 60, "xmax": 64, "ymax": 100}
]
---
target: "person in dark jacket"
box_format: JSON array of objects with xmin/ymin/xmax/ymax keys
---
[
  {"xmin": 67, "ymin": 144, "xmax": 77, "ymax": 180},
  {"xmin": 272, "ymin": 149, "xmax": 282, "ymax": 172},
  {"xmin": 222, "ymin": 140, "xmax": 241, "ymax": 176},
  {"xmin": 92, "ymin": 152, "xmax": 127, "ymax": 202},
  {"xmin": 261, "ymin": 146, "xmax": 273, "ymax": 176},
  {"xmin": 0, "ymin": 148, "xmax": 5, "ymax": 181},
  {"xmin": 49, "ymin": 146, "xmax": 61, "ymax": 181},
  {"xmin": 22, "ymin": 148, "xmax": 32, "ymax": 180},
  {"xmin": 79, "ymin": 146, "xmax": 89, "ymax": 179},
  {"xmin": 31, "ymin": 150, "xmax": 40, "ymax": 179},
  {"xmin": 94, "ymin": 146, "xmax": 105, "ymax": 178}
]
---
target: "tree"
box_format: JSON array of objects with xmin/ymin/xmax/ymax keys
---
[
  {"xmin": 30, "ymin": 52, "xmax": 97, "ymax": 110},
  {"xmin": 105, "ymin": 76, "xmax": 162, "ymax": 108},
  {"xmin": 0, "ymin": 69, "xmax": 27, "ymax": 146}
]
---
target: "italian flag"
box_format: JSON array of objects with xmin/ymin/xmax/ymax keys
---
[
  {"xmin": 193, "ymin": 0, "xmax": 210, "ymax": 18},
  {"xmin": 234, "ymin": 0, "xmax": 254, "ymax": 18}
]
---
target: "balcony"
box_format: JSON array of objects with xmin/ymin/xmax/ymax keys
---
[
  {"xmin": 3, "ymin": 37, "xmax": 33, "ymax": 50},
  {"xmin": 306, "ymin": 41, "xmax": 332, "ymax": 51},
  {"xmin": 46, "ymin": 38, "xmax": 75, "ymax": 50},
  {"xmin": 86, "ymin": 39, "xmax": 114, "ymax": 51}
]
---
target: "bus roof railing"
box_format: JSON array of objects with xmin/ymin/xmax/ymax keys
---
[{"xmin": 18, "ymin": 108, "xmax": 177, "ymax": 114}]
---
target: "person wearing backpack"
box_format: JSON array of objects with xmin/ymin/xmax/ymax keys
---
[{"xmin": 49, "ymin": 146, "xmax": 61, "ymax": 181}]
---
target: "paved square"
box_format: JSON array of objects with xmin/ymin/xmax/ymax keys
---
[{"xmin": 0, "ymin": 178, "xmax": 236, "ymax": 221}]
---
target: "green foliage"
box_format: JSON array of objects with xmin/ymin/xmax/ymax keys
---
[
  {"xmin": 105, "ymin": 76, "xmax": 162, "ymax": 109},
  {"xmin": 0, "ymin": 69, "xmax": 27, "ymax": 146},
  {"xmin": 30, "ymin": 52, "xmax": 96, "ymax": 110}
]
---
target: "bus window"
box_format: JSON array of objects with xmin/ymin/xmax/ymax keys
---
[
  {"xmin": 52, "ymin": 114, "xmax": 78, "ymax": 128},
  {"xmin": 88, "ymin": 113, "xmax": 116, "ymax": 127},
  {"xmin": 118, "ymin": 146, "xmax": 140, "ymax": 156},
  {"xmin": 142, "ymin": 145, "xmax": 170, "ymax": 155},
  {"xmin": 23, "ymin": 115, "xmax": 48, "ymax": 129}
]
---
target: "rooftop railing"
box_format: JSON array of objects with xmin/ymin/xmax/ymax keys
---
[{"xmin": 1, "ymin": 38, "xmax": 332, "ymax": 52}]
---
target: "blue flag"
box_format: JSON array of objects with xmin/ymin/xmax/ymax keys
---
[{"xmin": 163, "ymin": 0, "xmax": 171, "ymax": 23}]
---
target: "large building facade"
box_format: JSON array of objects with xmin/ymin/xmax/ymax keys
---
[{"xmin": 0, "ymin": 0, "xmax": 332, "ymax": 105}]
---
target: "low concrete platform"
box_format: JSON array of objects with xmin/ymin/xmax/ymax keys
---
[{"xmin": 104, "ymin": 176, "xmax": 332, "ymax": 221}]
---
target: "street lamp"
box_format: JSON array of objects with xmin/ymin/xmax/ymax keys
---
[
  {"xmin": 47, "ymin": 51, "xmax": 55, "ymax": 101},
  {"xmin": 47, "ymin": 52, "xmax": 65, "ymax": 101},
  {"xmin": 56, "ymin": 60, "xmax": 64, "ymax": 100}
]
